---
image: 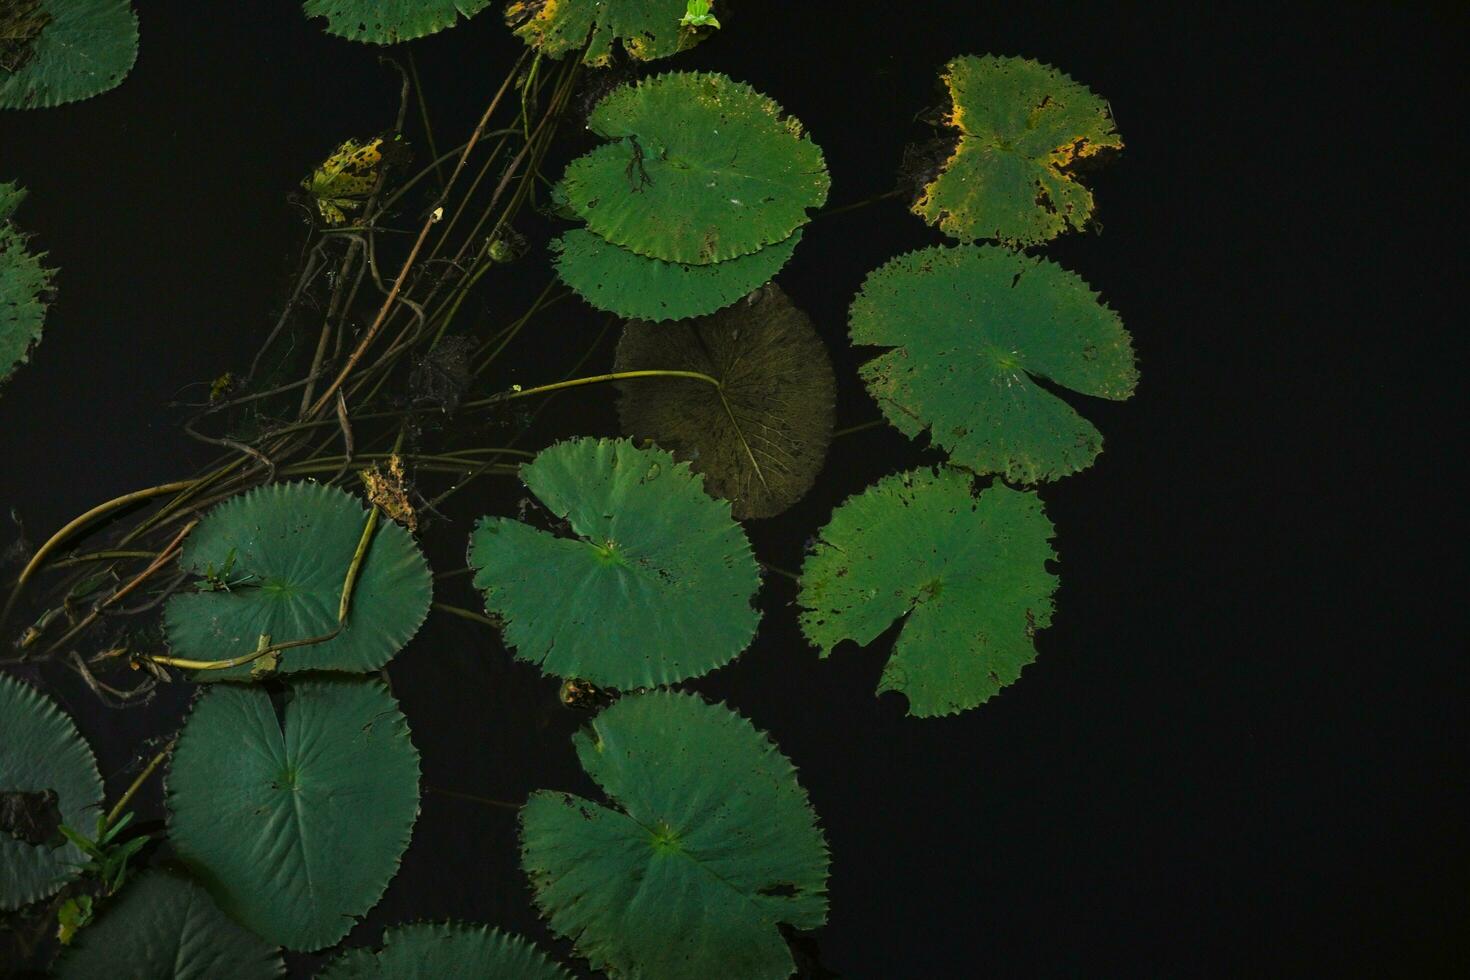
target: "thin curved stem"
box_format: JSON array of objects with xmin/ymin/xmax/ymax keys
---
[{"xmin": 464, "ymin": 369, "xmax": 723, "ymax": 410}]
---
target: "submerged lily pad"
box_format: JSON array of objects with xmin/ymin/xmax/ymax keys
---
[
  {"xmin": 0, "ymin": 672, "xmax": 101, "ymax": 910},
  {"xmin": 553, "ymin": 227, "xmax": 801, "ymax": 322},
  {"xmin": 561, "ymin": 72, "xmax": 829, "ymax": 264},
  {"xmin": 850, "ymin": 243, "xmax": 1137, "ymax": 483},
  {"xmin": 798, "ymin": 467, "xmax": 1058, "ymax": 717},
  {"xmin": 468, "ymin": 437, "xmax": 760, "ymax": 688},
  {"xmin": 0, "ymin": 0, "xmax": 138, "ymax": 110},
  {"xmin": 55, "ymin": 870, "xmax": 284, "ymax": 979},
  {"xmin": 302, "ymin": 0, "xmax": 491, "ymax": 45},
  {"xmin": 913, "ymin": 55, "xmax": 1122, "ymax": 246},
  {"xmin": 318, "ymin": 922, "xmax": 569, "ymax": 979},
  {"xmin": 505, "ymin": 0, "xmax": 707, "ymax": 66},
  {"xmin": 614, "ymin": 284, "xmax": 836, "ymax": 518},
  {"xmin": 163, "ymin": 482, "xmax": 432, "ymax": 678},
  {"xmin": 521, "ymin": 691, "xmax": 829, "ymax": 980},
  {"xmin": 166, "ymin": 677, "xmax": 421, "ymax": 951}
]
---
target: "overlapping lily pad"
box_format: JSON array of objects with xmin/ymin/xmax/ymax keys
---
[
  {"xmin": 850, "ymin": 243, "xmax": 1137, "ymax": 483},
  {"xmin": 55, "ymin": 870, "xmax": 284, "ymax": 979},
  {"xmin": 468, "ymin": 437, "xmax": 760, "ymax": 688},
  {"xmin": 561, "ymin": 72, "xmax": 829, "ymax": 264},
  {"xmin": 614, "ymin": 284, "xmax": 835, "ymax": 518},
  {"xmin": 0, "ymin": 0, "xmax": 138, "ymax": 109},
  {"xmin": 166, "ymin": 677, "xmax": 421, "ymax": 951},
  {"xmin": 912, "ymin": 54, "xmax": 1122, "ymax": 246},
  {"xmin": 521, "ymin": 691, "xmax": 829, "ymax": 980},
  {"xmin": 0, "ymin": 672, "xmax": 102, "ymax": 910},
  {"xmin": 505, "ymin": 0, "xmax": 708, "ymax": 66},
  {"xmin": 1, "ymin": 181, "xmax": 56, "ymax": 394},
  {"xmin": 163, "ymin": 482, "xmax": 432, "ymax": 678},
  {"xmin": 302, "ymin": 0, "xmax": 491, "ymax": 44},
  {"xmin": 318, "ymin": 923, "xmax": 568, "ymax": 979}
]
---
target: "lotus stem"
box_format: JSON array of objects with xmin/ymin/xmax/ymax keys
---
[
  {"xmin": 338, "ymin": 507, "xmax": 380, "ymax": 624},
  {"xmin": 102, "ymin": 737, "xmax": 177, "ymax": 833},
  {"xmin": 466, "ymin": 369, "xmax": 723, "ymax": 409}
]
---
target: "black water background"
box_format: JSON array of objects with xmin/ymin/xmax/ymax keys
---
[{"xmin": 0, "ymin": 2, "xmax": 1463, "ymax": 975}]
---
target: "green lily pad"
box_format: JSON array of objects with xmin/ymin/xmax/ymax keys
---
[
  {"xmin": 505, "ymin": 0, "xmax": 707, "ymax": 67},
  {"xmin": 552, "ymin": 227, "xmax": 801, "ymax": 322},
  {"xmin": 55, "ymin": 870, "xmax": 283, "ymax": 979},
  {"xmin": 521, "ymin": 691, "xmax": 829, "ymax": 980},
  {"xmin": 165, "ymin": 677, "xmax": 421, "ymax": 951},
  {"xmin": 318, "ymin": 922, "xmax": 569, "ymax": 979},
  {"xmin": 561, "ymin": 72, "xmax": 829, "ymax": 264},
  {"xmin": 0, "ymin": 672, "xmax": 102, "ymax": 910},
  {"xmin": 912, "ymin": 54, "xmax": 1122, "ymax": 246},
  {"xmin": 0, "ymin": 0, "xmax": 138, "ymax": 110},
  {"xmin": 301, "ymin": 0, "xmax": 491, "ymax": 45},
  {"xmin": 468, "ymin": 437, "xmax": 760, "ymax": 688},
  {"xmin": 614, "ymin": 284, "xmax": 835, "ymax": 519},
  {"xmin": 850, "ymin": 243, "xmax": 1138, "ymax": 483},
  {"xmin": 163, "ymin": 482, "xmax": 432, "ymax": 678},
  {"xmin": 1, "ymin": 181, "xmax": 56, "ymax": 394},
  {"xmin": 798, "ymin": 467, "xmax": 1058, "ymax": 717}
]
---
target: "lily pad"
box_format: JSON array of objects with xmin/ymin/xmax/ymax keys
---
[
  {"xmin": 302, "ymin": 0, "xmax": 491, "ymax": 45},
  {"xmin": 521, "ymin": 691, "xmax": 829, "ymax": 980},
  {"xmin": 614, "ymin": 284, "xmax": 835, "ymax": 518},
  {"xmin": 798, "ymin": 467, "xmax": 1058, "ymax": 717},
  {"xmin": 505, "ymin": 0, "xmax": 707, "ymax": 67},
  {"xmin": 552, "ymin": 227, "xmax": 801, "ymax": 322},
  {"xmin": 850, "ymin": 243, "xmax": 1137, "ymax": 483},
  {"xmin": 0, "ymin": 0, "xmax": 138, "ymax": 110},
  {"xmin": 0, "ymin": 672, "xmax": 101, "ymax": 910},
  {"xmin": 561, "ymin": 72, "xmax": 829, "ymax": 264},
  {"xmin": 1, "ymin": 181, "xmax": 56, "ymax": 394},
  {"xmin": 163, "ymin": 482, "xmax": 432, "ymax": 678},
  {"xmin": 166, "ymin": 677, "xmax": 421, "ymax": 951},
  {"xmin": 318, "ymin": 922, "xmax": 569, "ymax": 979},
  {"xmin": 912, "ymin": 54, "xmax": 1122, "ymax": 246},
  {"xmin": 55, "ymin": 870, "xmax": 284, "ymax": 979},
  {"xmin": 467, "ymin": 437, "xmax": 760, "ymax": 688}
]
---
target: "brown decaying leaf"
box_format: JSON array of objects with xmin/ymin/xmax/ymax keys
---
[{"xmin": 361, "ymin": 455, "xmax": 417, "ymax": 532}]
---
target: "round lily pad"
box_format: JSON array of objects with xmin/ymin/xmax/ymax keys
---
[
  {"xmin": 912, "ymin": 54, "xmax": 1122, "ymax": 246},
  {"xmin": 521, "ymin": 691, "xmax": 829, "ymax": 980},
  {"xmin": 0, "ymin": 181, "xmax": 56, "ymax": 394},
  {"xmin": 163, "ymin": 482, "xmax": 432, "ymax": 678},
  {"xmin": 850, "ymin": 243, "xmax": 1138, "ymax": 483},
  {"xmin": 0, "ymin": 671, "xmax": 101, "ymax": 910},
  {"xmin": 552, "ymin": 227, "xmax": 801, "ymax": 322},
  {"xmin": 0, "ymin": 0, "xmax": 138, "ymax": 110},
  {"xmin": 55, "ymin": 870, "xmax": 283, "ymax": 979},
  {"xmin": 561, "ymin": 72, "xmax": 829, "ymax": 264},
  {"xmin": 798, "ymin": 466, "xmax": 1058, "ymax": 717},
  {"xmin": 318, "ymin": 922, "xmax": 569, "ymax": 979},
  {"xmin": 614, "ymin": 284, "xmax": 835, "ymax": 518},
  {"xmin": 505, "ymin": 0, "xmax": 706, "ymax": 67},
  {"xmin": 467, "ymin": 437, "xmax": 760, "ymax": 688},
  {"xmin": 301, "ymin": 0, "xmax": 491, "ymax": 45},
  {"xmin": 166, "ymin": 677, "xmax": 421, "ymax": 951}
]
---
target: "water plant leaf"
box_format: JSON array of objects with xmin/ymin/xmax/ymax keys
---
[
  {"xmin": 505, "ymin": 0, "xmax": 707, "ymax": 67},
  {"xmin": 318, "ymin": 922, "xmax": 569, "ymax": 979},
  {"xmin": 521, "ymin": 691, "xmax": 829, "ymax": 979},
  {"xmin": 1, "ymin": 181, "xmax": 56, "ymax": 394},
  {"xmin": 54, "ymin": 870, "xmax": 284, "ymax": 979},
  {"xmin": 302, "ymin": 0, "xmax": 491, "ymax": 45},
  {"xmin": 166, "ymin": 677, "xmax": 421, "ymax": 951},
  {"xmin": 561, "ymin": 72, "xmax": 829, "ymax": 264},
  {"xmin": 468, "ymin": 437, "xmax": 760, "ymax": 688},
  {"xmin": 913, "ymin": 54, "xmax": 1122, "ymax": 246},
  {"xmin": 163, "ymin": 482, "xmax": 432, "ymax": 678},
  {"xmin": 850, "ymin": 243, "xmax": 1137, "ymax": 483},
  {"xmin": 614, "ymin": 284, "xmax": 835, "ymax": 519},
  {"xmin": 0, "ymin": 0, "xmax": 138, "ymax": 110},
  {"xmin": 798, "ymin": 467, "xmax": 1057, "ymax": 717},
  {"xmin": 552, "ymin": 227, "xmax": 800, "ymax": 322},
  {"xmin": 301, "ymin": 136, "xmax": 398, "ymax": 226},
  {"xmin": 0, "ymin": 672, "xmax": 102, "ymax": 910}
]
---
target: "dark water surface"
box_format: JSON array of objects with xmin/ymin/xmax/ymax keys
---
[{"xmin": 1, "ymin": 2, "xmax": 1462, "ymax": 976}]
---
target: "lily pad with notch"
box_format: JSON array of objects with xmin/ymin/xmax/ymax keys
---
[
  {"xmin": 467, "ymin": 437, "xmax": 760, "ymax": 688},
  {"xmin": 521, "ymin": 691, "xmax": 829, "ymax": 980},
  {"xmin": 1, "ymin": 181, "xmax": 56, "ymax": 395},
  {"xmin": 798, "ymin": 466, "xmax": 1058, "ymax": 717},
  {"xmin": 302, "ymin": 0, "xmax": 491, "ymax": 45},
  {"xmin": 0, "ymin": 0, "xmax": 138, "ymax": 110},
  {"xmin": 505, "ymin": 0, "xmax": 709, "ymax": 67},
  {"xmin": 317, "ymin": 922, "xmax": 569, "ymax": 979}
]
